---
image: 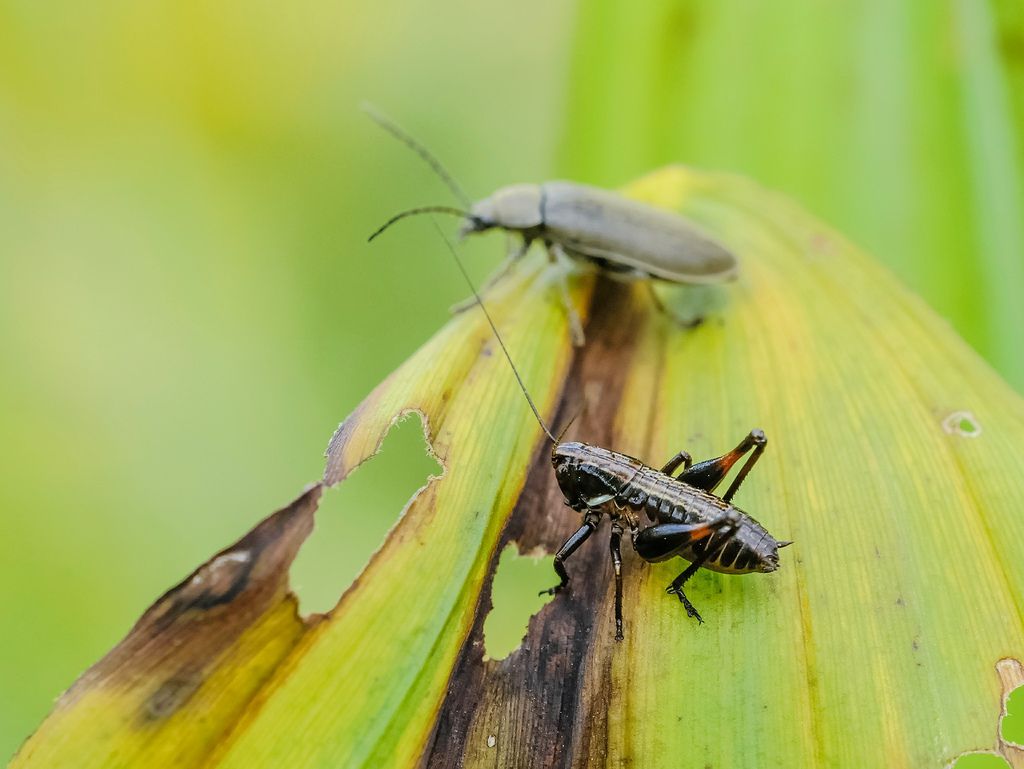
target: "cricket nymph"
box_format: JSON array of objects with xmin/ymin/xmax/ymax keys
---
[
  {"xmin": 544, "ymin": 430, "xmax": 790, "ymax": 638},
  {"xmin": 552, "ymin": 441, "xmax": 782, "ymax": 575}
]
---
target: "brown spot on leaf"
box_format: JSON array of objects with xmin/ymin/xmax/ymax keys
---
[
  {"xmin": 141, "ymin": 484, "xmax": 318, "ymax": 634},
  {"xmin": 59, "ymin": 485, "xmax": 321, "ymax": 712},
  {"xmin": 143, "ymin": 670, "xmax": 203, "ymax": 721},
  {"xmin": 423, "ymin": 278, "xmax": 655, "ymax": 768}
]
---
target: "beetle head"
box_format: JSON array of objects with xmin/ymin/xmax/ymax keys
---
[
  {"xmin": 461, "ymin": 184, "xmax": 544, "ymax": 240},
  {"xmin": 458, "ymin": 198, "xmax": 496, "ymax": 238}
]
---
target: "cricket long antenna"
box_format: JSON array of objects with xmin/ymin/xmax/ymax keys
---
[
  {"xmin": 432, "ymin": 220, "xmax": 558, "ymax": 445},
  {"xmin": 361, "ymin": 102, "xmax": 472, "ymax": 208},
  {"xmin": 368, "ymin": 206, "xmax": 478, "ymax": 242},
  {"xmin": 556, "ymin": 406, "xmax": 583, "ymax": 443}
]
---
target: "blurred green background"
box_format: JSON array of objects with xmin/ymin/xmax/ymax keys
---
[{"xmin": 1, "ymin": 0, "xmax": 1021, "ymax": 759}]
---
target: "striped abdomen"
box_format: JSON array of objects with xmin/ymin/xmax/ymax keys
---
[
  {"xmin": 616, "ymin": 465, "xmax": 779, "ymax": 574},
  {"xmin": 681, "ymin": 511, "xmax": 778, "ymax": 574}
]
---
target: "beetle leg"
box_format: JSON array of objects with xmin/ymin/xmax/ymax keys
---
[
  {"xmin": 449, "ymin": 236, "xmax": 533, "ymax": 314},
  {"xmin": 540, "ymin": 511, "xmax": 600, "ymax": 596},
  {"xmin": 644, "ymin": 281, "xmax": 670, "ymax": 315},
  {"xmin": 609, "ymin": 522, "xmax": 625, "ymax": 641},
  {"xmin": 658, "ymin": 514, "xmax": 742, "ymax": 623},
  {"xmin": 556, "ymin": 276, "xmax": 585, "ymax": 347},
  {"xmin": 660, "ymin": 450, "xmax": 693, "ymax": 476},
  {"xmin": 676, "ymin": 429, "xmax": 767, "ymax": 502},
  {"xmin": 545, "ymin": 241, "xmax": 586, "ymax": 346},
  {"xmin": 644, "ymin": 282, "xmax": 709, "ymax": 329}
]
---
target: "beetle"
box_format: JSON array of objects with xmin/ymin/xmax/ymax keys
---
[
  {"xmin": 436, "ymin": 224, "xmax": 789, "ymax": 640},
  {"xmin": 364, "ymin": 105, "xmax": 739, "ymax": 345}
]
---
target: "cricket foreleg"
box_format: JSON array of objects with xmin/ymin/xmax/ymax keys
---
[
  {"xmin": 541, "ymin": 512, "xmax": 600, "ymax": 596},
  {"xmin": 610, "ymin": 522, "xmax": 625, "ymax": 641}
]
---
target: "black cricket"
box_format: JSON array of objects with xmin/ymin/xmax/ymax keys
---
[
  {"xmin": 548, "ymin": 435, "xmax": 790, "ymax": 640},
  {"xmin": 437, "ymin": 229, "xmax": 790, "ymax": 640}
]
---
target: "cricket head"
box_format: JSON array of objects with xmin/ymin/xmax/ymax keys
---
[{"xmin": 552, "ymin": 441, "xmax": 624, "ymax": 513}]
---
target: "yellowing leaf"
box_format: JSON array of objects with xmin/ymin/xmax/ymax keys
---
[
  {"xmin": 12, "ymin": 167, "xmax": 1024, "ymax": 769},
  {"xmin": 12, "ymin": 487, "xmax": 317, "ymax": 767}
]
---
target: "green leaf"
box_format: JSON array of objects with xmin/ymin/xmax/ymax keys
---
[
  {"xmin": 12, "ymin": 168, "xmax": 1024, "ymax": 768},
  {"xmin": 559, "ymin": 0, "xmax": 1024, "ymax": 392}
]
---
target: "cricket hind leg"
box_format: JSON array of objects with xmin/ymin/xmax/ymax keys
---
[
  {"xmin": 666, "ymin": 559, "xmax": 709, "ymax": 623},
  {"xmin": 676, "ymin": 429, "xmax": 767, "ymax": 502},
  {"xmin": 667, "ymin": 515, "xmax": 742, "ymax": 623},
  {"xmin": 633, "ymin": 513, "xmax": 741, "ymax": 623},
  {"xmin": 660, "ymin": 450, "xmax": 692, "ymax": 476},
  {"xmin": 540, "ymin": 511, "xmax": 600, "ymax": 596},
  {"xmin": 632, "ymin": 512, "xmax": 740, "ymax": 563}
]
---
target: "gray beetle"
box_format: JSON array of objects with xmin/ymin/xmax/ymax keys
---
[{"xmin": 364, "ymin": 106, "xmax": 738, "ymax": 344}]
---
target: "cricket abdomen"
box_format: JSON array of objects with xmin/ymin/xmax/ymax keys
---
[
  {"xmin": 683, "ymin": 512, "xmax": 779, "ymax": 574},
  {"xmin": 616, "ymin": 465, "xmax": 780, "ymax": 575}
]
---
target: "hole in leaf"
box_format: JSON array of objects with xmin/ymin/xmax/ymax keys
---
[
  {"xmin": 942, "ymin": 410, "xmax": 982, "ymax": 438},
  {"xmin": 482, "ymin": 543, "xmax": 555, "ymax": 661},
  {"xmin": 1003, "ymin": 683, "xmax": 1024, "ymax": 747},
  {"xmin": 291, "ymin": 413, "xmax": 441, "ymax": 616},
  {"xmin": 950, "ymin": 753, "xmax": 1010, "ymax": 769}
]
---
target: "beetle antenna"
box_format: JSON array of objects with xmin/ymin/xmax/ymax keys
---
[
  {"xmin": 361, "ymin": 102, "xmax": 472, "ymax": 208},
  {"xmin": 368, "ymin": 206, "xmax": 479, "ymax": 242},
  {"xmin": 432, "ymin": 220, "xmax": 558, "ymax": 445}
]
